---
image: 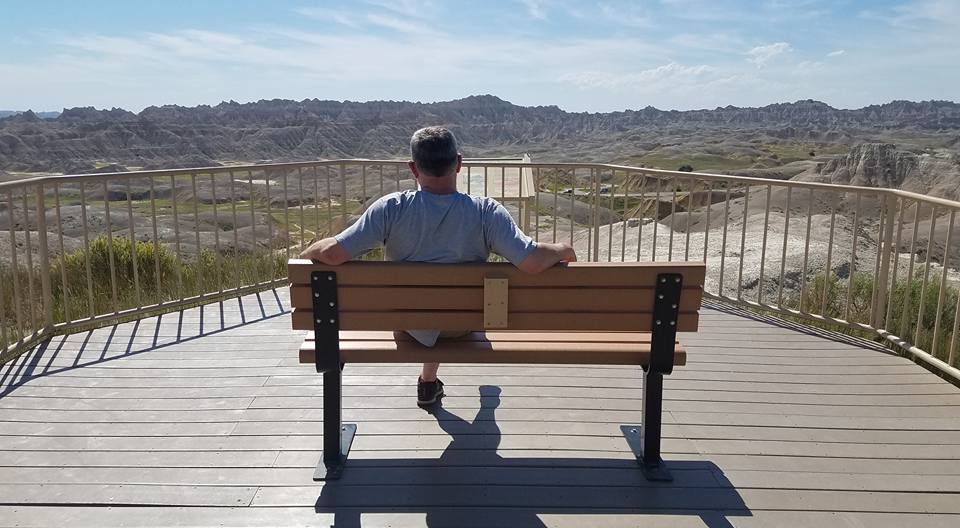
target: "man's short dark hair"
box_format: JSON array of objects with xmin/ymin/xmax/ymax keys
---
[{"xmin": 410, "ymin": 127, "xmax": 459, "ymax": 177}]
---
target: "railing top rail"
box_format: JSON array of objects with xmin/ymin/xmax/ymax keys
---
[
  {"xmin": 3, "ymin": 158, "xmax": 960, "ymax": 210},
  {"xmin": 0, "ymin": 158, "xmax": 530, "ymax": 190},
  {"xmin": 886, "ymin": 188, "xmax": 960, "ymax": 209},
  {"xmin": 598, "ymin": 163, "xmax": 888, "ymax": 195},
  {"xmin": 0, "ymin": 159, "xmax": 375, "ymax": 189}
]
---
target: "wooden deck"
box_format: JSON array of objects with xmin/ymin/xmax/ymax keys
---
[{"xmin": 1, "ymin": 289, "xmax": 959, "ymax": 527}]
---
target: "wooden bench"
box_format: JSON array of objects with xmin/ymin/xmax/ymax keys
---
[{"xmin": 287, "ymin": 259, "xmax": 706, "ymax": 481}]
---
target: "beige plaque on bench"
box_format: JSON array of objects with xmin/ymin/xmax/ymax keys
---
[{"xmin": 484, "ymin": 277, "xmax": 509, "ymax": 329}]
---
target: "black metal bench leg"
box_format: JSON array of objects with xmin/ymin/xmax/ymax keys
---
[
  {"xmin": 622, "ymin": 272, "xmax": 681, "ymax": 481},
  {"xmin": 622, "ymin": 369, "xmax": 672, "ymax": 481},
  {"xmin": 313, "ymin": 368, "xmax": 356, "ymax": 481},
  {"xmin": 639, "ymin": 369, "xmax": 671, "ymax": 481}
]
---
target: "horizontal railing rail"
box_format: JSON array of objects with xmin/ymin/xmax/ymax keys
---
[{"xmin": 1, "ymin": 158, "xmax": 958, "ymax": 383}]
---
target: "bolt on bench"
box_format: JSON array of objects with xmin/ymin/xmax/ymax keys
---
[{"xmin": 287, "ymin": 259, "xmax": 706, "ymax": 481}]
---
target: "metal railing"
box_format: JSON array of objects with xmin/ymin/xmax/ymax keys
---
[{"xmin": 1, "ymin": 158, "xmax": 959, "ymax": 382}]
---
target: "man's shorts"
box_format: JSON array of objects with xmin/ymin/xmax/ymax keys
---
[{"xmin": 406, "ymin": 330, "xmax": 472, "ymax": 347}]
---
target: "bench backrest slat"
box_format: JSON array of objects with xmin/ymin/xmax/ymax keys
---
[
  {"xmin": 289, "ymin": 285, "xmax": 703, "ymax": 312},
  {"xmin": 288, "ymin": 259, "xmax": 705, "ymax": 332}
]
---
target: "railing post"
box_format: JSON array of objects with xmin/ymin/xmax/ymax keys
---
[
  {"xmin": 873, "ymin": 193, "xmax": 897, "ymax": 329},
  {"xmin": 521, "ymin": 155, "xmax": 532, "ymax": 234},
  {"xmin": 35, "ymin": 184, "xmax": 53, "ymax": 328},
  {"xmin": 592, "ymin": 168, "xmax": 601, "ymax": 262}
]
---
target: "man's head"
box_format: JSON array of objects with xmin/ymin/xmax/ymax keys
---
[{"xmin": 409, "ymin": 126, "xmax": 462, "ymax": 179}]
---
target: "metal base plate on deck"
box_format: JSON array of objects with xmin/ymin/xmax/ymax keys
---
[
  {"xmin": 639, "ymin": 459, "xmax": 673, "ymax": 481},
  {"xmin": 621, "ymin": 425, "xmax": 673, "ymax": 482},
  {"xmin": 313, "ymin": 423, "xmax": 357, "ymax": 481}
]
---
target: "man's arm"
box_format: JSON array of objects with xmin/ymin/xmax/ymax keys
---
[
  {"xmin": 299, "ymin": 237, "xmax": 350, "ymax": 266},
  {"xmin": 300, "ymin": 194, "xmax": 394, "ymax": 265},
  {"xmin": 517, "ymin": 242, "xmax": 577, "ymax": 274},
  {"xmin": 485, "ymin": 200, "xmax": 576, "ymax": 274}
]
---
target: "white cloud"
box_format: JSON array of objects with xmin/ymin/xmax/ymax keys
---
[
  {"xmin": 762, "ymin": 0, "xmax": 827, "ymax": 19},
  {"xmin": 364, "ymin": 0, "xmax": 433, "ymax": 19},
  {"xmin": 656, "ymin": 0, "xmax": 740, "ymax": 21},
  {"xmin": 521, "ymin": 0, "xmax": 547, "ymax": 19},
  {"xmin": 297, "ymin": 3, "xmax": 439, "ymax": 37},
  {"xmin": 668, "ymin": 32, "xmax": 745, "ymax": 53},
  {"xmin": 826, "ymin": 49, "xmax": 845, "ymax": 57},
  {"xmin": 860, "ymin": 0, "xmax": 960, "ymax": 47},
  {"xmin": 559, "ymin": 62, "xmax": 716, "ymax": 90},
  {"xmin": 746, "ymin": 42, "xmax": 792, "ymax": 67},
  {"xmin": 868, "ymin": 0, "xmax": 960, "ymax": 28},
  {"xmin": 792, "ymin": 60, "xmax": 824, "ymax": 76},
  {"xmin": 365, "ymin": 13, "xmax": 424, "ymax": 34},
  {"xmin": 296, "ymin": 7, "xmax": 360, "ymax": 27},
  {"xmin": 598, "ymin": 2, "xmax": 652, "ymax": 28},
  {"xmin": 18, "ymin": 25, "xmax": 677, "ymax": 111}
]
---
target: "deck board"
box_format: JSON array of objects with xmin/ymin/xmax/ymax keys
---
[{"xmin": 2, "ymin": 289, "xmax": 960, "ymax": 526}]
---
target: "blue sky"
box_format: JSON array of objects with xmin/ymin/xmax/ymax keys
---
[{"xmin": 1, "ymin": 0, "xmax": 957, "ymax": 112}]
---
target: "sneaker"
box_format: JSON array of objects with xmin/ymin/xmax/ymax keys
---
[{"xmin": 417, "ymin": 377, "xmax": 444, "ymax": 406}]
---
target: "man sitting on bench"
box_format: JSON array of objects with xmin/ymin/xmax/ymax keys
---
[{"xmin": 299, "ymin": 126, "xmax": 576, "ymax": 406}]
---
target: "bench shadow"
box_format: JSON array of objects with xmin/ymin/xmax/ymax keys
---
[
  {"xmin": 316, "ymin": 385, "xmax": 750, "ymax": 528},
  {"xmin": 0, "ymin": 290, "xmax": 289, "ymax": 397}
]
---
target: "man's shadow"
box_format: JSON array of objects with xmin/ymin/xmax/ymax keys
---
[
  {"xmin": 316, "ymin": 385, "xmax": 748, "ymax": 528},
  {"xmin": 424, "ymin": 385, "xmax": 546, "ymax": 527},
  {"xmin": 317, "ymin": 385, "xmax": 546, "ymax": 527},
  {"xmin": 431, "ymin": 384, "xmax": 505, "ymax": 466}
]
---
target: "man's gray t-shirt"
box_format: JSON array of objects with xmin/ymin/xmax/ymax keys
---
[
  {"xmin": 335, "ymin": 190, "xmax": 536, "ymax": 265},
  {"xmin": 334, "ymin": 189, "xmax": 536, "ymax": 347}
]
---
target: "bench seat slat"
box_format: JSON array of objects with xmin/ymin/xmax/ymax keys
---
[
  {"xmin": 304, "ymin": 331, "xmax": 662, "ymax": 343},
  {"xmin": 299, "ymin": 331, "xmax": 686, "ymax": 366},
  {"xmin": 289, "ymin": 285, "xmax": 703, "ymax": 312},
  {"xmin": 291, "ymin": 309, "xmax": 699, "ymax": 332},
  {"xmin": 288, "ymin": 259, "xmax": 706, "ymax": 288}
]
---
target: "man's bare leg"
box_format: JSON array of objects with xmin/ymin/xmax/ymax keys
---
[
  {"xmin": 419, "ymin": 330, "xmax": 470, "ymax": 382},
  {"xmin": 421, "ymin": 362, "xmax": 440, "ymax": 382}
]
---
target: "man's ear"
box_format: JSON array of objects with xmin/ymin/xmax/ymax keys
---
[
  {"xmin": 455, "ymin": 154, "xmax": 463, "ymax": 174},
  {"xmin": 408, "ymin": 160, "xmax": 421, "ymax": 180}
]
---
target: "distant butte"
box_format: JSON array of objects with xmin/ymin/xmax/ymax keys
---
[{"xmin": 0, "ymin": 96, "xmax": 957, "ymax": 176}]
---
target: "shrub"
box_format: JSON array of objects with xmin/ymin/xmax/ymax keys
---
[
  {"xmin": 45, "ymin": 236, "xmax": 286, "ymax": 322},
  {"xmin": 801, "ymin": 270, "xmax": 959, "ymax": 361},
  {"xmin": 887, "ymin": 271, "xmax": 959, "ymax": 351},
  {"xmin": 800, "ymin": 271, "xmax": 874, "ymax": 323},
  {"xmin": 52, "ymin": 236, "xmax": 178, "ymax": 302}
]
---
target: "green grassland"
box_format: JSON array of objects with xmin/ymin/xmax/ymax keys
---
[
  {"xmin": 629, "ymin": 151, "xmax": 755, "ymax": 172},
  {"xmin": 614, "ymin": 142, "xmax": 854, "ymax": 172},
  {"xmin": 762, "ymin": 143, "xmax": 849, "ymax": 164}
]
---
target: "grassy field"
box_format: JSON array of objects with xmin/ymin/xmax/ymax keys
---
[
  {"xmin": 612, "ymin": 142, "xmax": 853, "ymax": 172},
  {"xmin": 635, "ymin": 152, "xmax": 755, "ymax": 172},
  {"xmin": 762, "ymin": 143, "xmax": 849, "ymax": 164}
]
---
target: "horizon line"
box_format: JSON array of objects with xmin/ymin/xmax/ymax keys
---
[{"xmin": 4, "ymin": 94, "xmax": 959, "ymax": 118}]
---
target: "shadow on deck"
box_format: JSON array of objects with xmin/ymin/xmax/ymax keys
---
[
  {"xmin": 315, "ymin": 386, "xmax": 748, "ymax": 528},
  {"xmin": 0, "ymin": 289, "xmax": 290, "ymax": 398},
  {"xmin": 0, "ymin": 290, "xmax": 959, "ymax": 527}
]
